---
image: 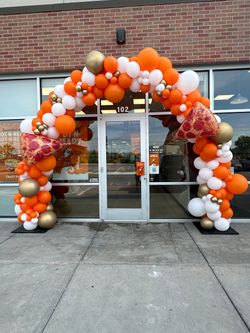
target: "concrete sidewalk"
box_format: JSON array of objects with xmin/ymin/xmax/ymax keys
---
[{"xmin": 0, "ymin": 222, "xmax": 249, "ymax": 333}]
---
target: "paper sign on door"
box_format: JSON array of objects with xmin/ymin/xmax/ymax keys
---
[{"xmin": 136, "ymin": 162, "xmax": 145, "ymax": 176}]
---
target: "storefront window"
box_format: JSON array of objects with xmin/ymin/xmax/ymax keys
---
[
  {"xmin": 52, "ymin": 185, "xmax": 99, "ymax": 218},
  {"xmin": 214, "ymin": 69, "xmax": 250, "ymax": 110},
  {"xmin": 41, "ymin": 77, "xmax": 66, "ymax": 102},
  {"xmin": 0, "ymin": 79, "xmax": 37, "ymax": 118},
  {"xmin": 148, "ymin": 115, "xmax": 196, "ymax": 182},
  {"xmin": 0, "ymin": 186, "xmax": 17, "ymax": 217},
  {"xmin": 52, "ymin": 117, "xmax": 98, "ymax": 183},
  {"xmin": 150, "ymin": 185, "xmax": 198, "ymax": 219},
  {"xmin": 0, "ymin": 120, "xmax": 21, "ymax": 183},
  {"xmin": 101, "ymin": 92, "xmax": 146, "ymax": 114}
]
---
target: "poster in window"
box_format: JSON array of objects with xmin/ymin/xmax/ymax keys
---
[
  {"xmin": 0, "ymin": 121, "xmax": 22, "ymax": 182},
  {"xmin": 149, "ymin": 146, "xmax": 160, "ymax": 174}
]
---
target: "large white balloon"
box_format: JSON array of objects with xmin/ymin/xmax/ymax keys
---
[
  {"xmin": 207, "ymin": 210, "xmax": 221, "ymax": 221},
  {"xmin": 149, "ymin": 69, "xmax": 163, "ymax": 86},
  {"xmin": 82, "ymin": 71, "xmax": 95, "ymax": 86},
  {"xmin": 75, "ymin": 97, "xmax": 85, "ymax": 112},
  {"xmin": 206, "ymin": 160, "xmax": 219, "ymax": 170},
  {"xmin": 47, "ymin": 127, "xmax": 60, "ymax": 139},
  {"xmin": 126, "ymin": 61, "xmax": 140, "ymax": 78},
  {"xmin": 214, "ymin": 218, "xmax": 230, "ymax": 231},
  {"xmin": 62, "ymin": 95, "xmax": 76, "ymax": 110},
  {"xmin": 199, "ymin": 168, "xmax": 213, "ymax": 181},
  {"xmin": 196, "ymin": 175, "xmax": 207, "ymax": 185},
  {"xmin": 51, "ymin": 103, "xmax": 66, "ymax": 117},
  {"xmin": 217, "ymin": 151, "xmax": 233, "ymax": 163},
  {"xmin": 42, "ymin": 113, "xmax": 56, "ymax": 126},
  {"xmin": 205, "ymin": 200, "xmax": 219, "ymax": 213},
  {"xmin": 23, "ymin": 222, "xmax": 37, "ymax": 231},
  {"xmin": 194, "ymin": 157, "xmax": 207, "ymax": 170},
  {"xmin": 188, "ymin": 198, "xmax": 206, "ymax": 217},
  {"xmin": 176, "ymin": 115, "xmax": 185, "ymax": 124},
  {"xmin": 117, "ymin": 57, "xmax": 129, "ymax": 73},
  {"xmin": 20, "ymin": 118, "xmax": 33, "ymax": 134},
  {"xmin": 54, "ymin": 84, "xmax": 66, "ymax": 98},
  {"xmin": 15, "ymin": 204, "xmax": 21, "ymax": 215},
  {"xmin": 177, "ymin": 70, "xmax": 200, "ymax": 95},
  {"xmin": 130, "ymin": 79, "xmax": 140, "ymax": 92},
  {"xmin": 40, "ymin": 181, "xmax": 52, "ymax": 191},
  {"xmin": 207, "ymin": 177, "xmax": 223, "ymax": 190}
]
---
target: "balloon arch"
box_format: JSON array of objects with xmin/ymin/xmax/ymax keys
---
[{"xmin": 14, "ymin": 48, "xmax": 248, "ymax": 231}]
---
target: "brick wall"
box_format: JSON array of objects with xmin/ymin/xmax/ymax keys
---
[{"xmin": 0, "ymin": 0, "xmax": 249, "ymax": 73}]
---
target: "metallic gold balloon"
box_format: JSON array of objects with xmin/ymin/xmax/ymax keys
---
[
  {"xmin": 200, "ymin": 217, "xmax": 214, "ymax": 230},
  {"xmin": 198, "ymin": 184, "xmax": 209, "ymax": 197},
  {"xmin": 211, "ymin": 122, "xmax": 234, "ymax": 143},
  {"xmin": 38, "ymin": 211, "xmax": 57, "ymax": 229},
  {"xmin": 85, "ymin": 51, "xmax": 105, "ymax": 75},
  {"xmin": 46, "ymin": 204, "xmax": 54, "ymax": 211},
  {"xmin": 211, "ymin": 196, "xmax": 218, "ymax": 203},
  {"xmin": 34, "ymin": 129, "xmax": 40, "ymax": 135},
  {"xmin": 18, "ymin": 179, "xmax": 40, "ymax": 197}
]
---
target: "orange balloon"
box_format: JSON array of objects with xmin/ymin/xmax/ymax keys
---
[
  {"xmin": 18, "ymin": 212, "xmax": 24, "ymax": 223},
  {"xmin": 162, "ymin": 99, "xmax": 171, "ymax": 110},
  {"xmin": 14, "ymin": 193, "xmax": 22, "ymax": 204},
  {"xmin": 157, "ymin": 57, "xmax": 172, "ymax": 72},
  {"xmin": 41, "ymin": 100, "xmax": 52, "ymax": 113},
  {"xmin": 37, "ymin": 110, "xmax": 44, "ymax": 118},
  {"xmin": 36, "ymin": 155, "xmax": 57, "ymax": 171},
  {"xmin": 152, "ymin": 91, "xmax": 163, "ymax": 103},
  {"xmin": 38, "ymin": 191, "xmax": 52, "ymax": 204},
  {"xmin": 213, "ymin": 166, "xmax": 230, "ymax": 180},
  {"xmin": 32, "ymin": 117, "xmax": 42, "ymax": 127},
  {"xmin": 33, "ymin": 203, "xmax": 47, "ymax": 213},
  {"xmin": 104, "ymin": 84, "xmax": 125, "ymax": 103},
  {"xmin": 193, "ymin": 137, "xmax": 209, "ymax": 154},
  {"xmin": 55, "ymin": 115, "xmax": 76, "ymax": 135},
  {"xmin": 129, "ymin": 56, "xmax": 138, "ymax": 62},
  {"xmin": 200, "ymin": 143, "xmax": 218, "ymax": 161},
  {"xmin": 220, "ymin": 162, "xmax": 231, "ymax": 168},
  {"xmin": 169, "ymin": 89, "xmax": 182, "ymax": 104},
  {"xmin": 200, "ymin": 96, "xmax": 210, "ymax": 108},
  {"xmin": 118, "ymin": 73, "xmax": 132, "ymax": 89},
  {"xmin": 65, "ymin": 110, "xmax": 76, "ymax": 118},
  {"xmin": 137, "ymin": 48, "xmax": 159, "ymax": 71},
  {"xmin": 25, "ymin": 195, "xmax": 38, "ymax": 207},
  {"xmin": 170, "ymin": 104, "xmax": 181, "ymax": 116},
  {"xmin": 216, "ymin": 188, "xmax": 228, "ymax": 199},
  {"xmin": 104, "ymin": 56, "xmax": 118, "ymax": 73},
  {"xmin": 83, "ymin": 93, "xmax": 97, "ymax": 106},
  {"xmin": 162, "ymin": 89, "xmax": 170, "ymax": 98},
  {"xmin": 71, "ymin": 70, "xmax": 82, "ymax": 83},
  {"xmin": 37, "ymin": 175, "xmax": 48, "ymax": 186},
  {"xmin": 187, "ymin": 90, "xmax": 201, "ymax": 104},
  {"xmin": 220, "ymin": 199, "xmax": 230, "ymax": 212},
  {"xmin": 221, "ymin": 208, "xmax": 233, "ymax": 219},
  {"xmin": 20, "ymin": 204, "xmax": 29, "ymax": 212},
  {"xmin": 163, "ymin": 68, "xmax": 179, "ymax": 85},
  {"xmin": 140, "ymin": 84, "xmax": 150, "ymax": 93},
  {"xmin": 110, "ymin": 77, "xmax": 118, "ymax": 84},
  {"xmin": 226, "ymin": 174, "xmax": 248, "ymax": 194},
  {"xmin": 64, "ymin": 81, "xmax": 77, "ymax": 97},
  {"xmin": 95, "ymin": 74, "xmax": 109, "ymax": 89},
  {"xmin": 93, "ymin": 87, "xmax": 104, "ymax": 99}
]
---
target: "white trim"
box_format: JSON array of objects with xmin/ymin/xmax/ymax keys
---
[{"xmin": 149, "ymin": 182, "xmax": 197, "ymax": 186}]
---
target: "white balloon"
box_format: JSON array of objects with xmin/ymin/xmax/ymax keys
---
[
  {"xmin": 214, "ymin": 115, "xmax": 221, "ymax": 123},
  {"xmin": 21, "ymin": 213, "xmax": 27, "ymax": 222},
  {"xmin": 177, "ymin": 70, "xmax": 199, "ymax": 95},
  {"xmin": 64, "ymin": 77, "xmax": 71, "ymax": 84},
  {"xmin": 51, "ymin": 103, "xmax": 66, "ymax": 117},
  {"xmin": 31, "ymin": 218, "xmax": 38, "ymax": 224},
  {"xmin": 105, "ymin": 72, "xmax": 113, "ymax": 80},
  {"xmin": 126, "ymin": 61, "xmax": 140, "ymax": 78},
  {"xmin": 138, "ymin": 77, "xmax": 143, "ymax": 84},
  {"xmin": 176, "ymin": 115, "xmax": 185, "ymax": 123},
  {"xmin": 62, "ymin": 95, "xmax": 76, "ymax": 110},
  {"xmin": 149, "ymin": 69, "xmax": 163, "ymax": 86},
  {"xmin": 224, "ymin": 140, "xmax": 232, "ymax": 147},
  {"xmin": 207, "ymin": 210, "xmax": 221, "ymax": 221},
  {"xmin": 130, "ymin": 79, "xmax": 140, "ymax": 93},
  {"xmin": 15, "ymin": 204, "xmax": 21, "ymax": 215},
  {"xmin": 82, "ymin": 71, "xmax": 95, "ymax": 86},
  {"xmin": 199, "ymin": 168, "xmax": 213, "ymax": 181},
  {"xmin": 23, "ymin": 222, "xmax": 37, "ymax": 231},
  {"xmin": 179, "ymin": 104, "xmax": 187, "ymax": 112},
  {"xmin": 222, "ymin": 145, "xmax": 230, "ymax": 153},
  {"xmin": 214, "ymin": 218, "xmax": 230, "ymax": 231},
  {"xmin": 40, "ymin": 181, "xmax": 52, "ymax": 191},
  {"xmin": 75, "ymin": 97, "xmax": 85, "ymax": 112},
  {"xmin": 117, "ymin": 57, "xmax": 129, "ymax": 73},
  {"xmin": 156, "ymin": 83, "xmax": 165, "ymax": 92},
  {"xmin": 42, "ymin": 113, "xmax": 56, "ymax": 126},
  {"xmin": 54, "ymin": 84, "xmax": 66, "ymax": 98},
  {"xmin": 194, "ymin": 157, "xmax": 207, "ymax": 170},
  {"xmin": 217, "ymin": 152, "xmax": 233, "ymax": 163},
  {"xmin": 206, "ymin": 160, "xmax": 219, "ymax": 170},
  {"xmin": 47, "ymin": 127, "xmax": 60, "ymax": 139},
  {"xmin": 207, "ymin": 177, "xmax": 223, "ymax": 190},
  {"xmin": 188, "ymin": 198, "xmax": 206, "ymax": 217},
  {"xmin": 205, "ymin": 200, "xmax": 219, "ymax": 213},
  {"xmin": 20, "ymin": 118, "xmax": 33, "ymax": 134},
  {"xmin": 196, "ymin": 175, "xmax": 207, "ymax": 185},
  {"xmin": 142, "ymin": 78, "xmax": 149, "ymax": 86},
  {"xmin": 42, "ymin": 170, "xmax": 53, "ymax": 177},
  {"xmin": 142, "ymin": 70, "xmax": 150, "ymax": 78},
  {"xmin": 187, "ymin": 138, "xmax": 196, "ymax": 143}
]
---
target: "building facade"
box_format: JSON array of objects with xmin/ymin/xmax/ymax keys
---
[{"xmin": 0, "ymin": 0, "xmax": 250, "ymax": 222}]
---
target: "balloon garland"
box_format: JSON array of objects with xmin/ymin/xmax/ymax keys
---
[{"xmin": 13, "ymin": 48, "xmax": 248, "ymax": 231}]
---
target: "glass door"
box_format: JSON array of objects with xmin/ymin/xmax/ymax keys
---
[{"xmin": 100, "ymin": 114, "xmax": 147, "ymax": 221}]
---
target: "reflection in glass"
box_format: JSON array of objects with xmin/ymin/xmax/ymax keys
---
[
  {"xmin": 52, "ymin": 118, "xmax": 98, "ymax": 183},
  {"xmin": 106, "ymin": 121, "xmax": 141, "ymax": 208},
  {"xmin": 101, "ymin": 91, "xmax": 145, "ymax": 114},
  {"xmin": 219, "ymin": 113, "xmax": 250, "ymax": 180},
  {"xmin": 150, "ymin": 185, "xmax": 198, "ymax": 218},
  {"xmin": 0, "ymin": 120, "xmax": 22, "ymax": 183},
  {"xmin": 41, "ymin": 77, "xmax": 66, "ymax": 102},
  {"xmin": 0, "ymin": 186, "xmax": 17, "ymax": 216},
  {"xmin": 214, "ymin": 69, "xmax": 250, "ymax": 110},
  {"xmin": 148, "ymin": 115, "xmax": 197, "ymax": 182},
  {"xmin": 0, "ymin": 79, "xmax": 37, "ymax": 118},
  {"xmin": 52, "ymin": 185, "xmax": 99, "ymax": 218}
]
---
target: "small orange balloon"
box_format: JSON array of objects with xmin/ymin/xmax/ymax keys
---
[
  {"xmin": 93, "ymin": 87, "xmax": 104, "ymax": 99},
  {"xmin": 36, "ymin": 155, "xmax": 57, "ymax": 171},
  {"xmin": 162, "ymin": 99, "xmax": 171, "ymax": 110},
  {"xmin": 104, "ymin": 84, "xmax": 125, "ymax": 104},
  {"xmin": 200, "ymin": 96, "xmax": 210, "ymax": 108},
  {"xmin": 118, "ymin": 73, "xmax": 132, "ymax": 89},
  {"xmin": 55, "ymin": 115, "xmax": 76, "ymax": 135},
  {"xmin": 41, "ymin": 100, "xmax": 52, "ymax": 113},
  {"xmin": 157, "ymin": 56, "xmax": 172, "ymax": 72},
  {"xmin": 140, "ymin": 84, "xmax": 150, "ymax": 93},
  {"xmin": 64, "ymin": 81, "xmax": 77, "ymax": 97},
  {"xmin": 169, "ymin": 89, "xmax": 182, "ymax": 104},
  {"xmin": 95, "ymin": 74, "xmax": 109, "ymax": 89},
  {"xmin": 137, "ymin": 48, "xmax": 159, "ymax": 71},
  {"xmin": 33, "ymin": 203, "xmax": 47, "ymax": 213},
  {"xmin": 71, "ymin": 70, "xmax": 82, "ymax": 83},
  {"xmin": 221, "ymin": 208, "xmax": 233, "ymax": 219},
  {"xmin": 83, "ymin": 93, "xmax": 97, "ymax": 106},
  {"xmin": 226, "ymin": 174, "xmax": 248, "ymax": 194},
  {"xmin": 38, "ymin": 191, "xmax": 52, "ymax": 204},
  {"xmin": 37, "ymin": 175, "xmax": 48, "ymax": 186},
  {"xmin": 163, "ymin": 68, "xmax": 179, "ymax": 85},
  {"xmin": 200, "ymin": 143, "xmax": 218, "ymax": 161},
  {"xmin": 220, "ymin": 199, "xmax": 230, "ymax": 212},
  {"xmin": 170, "ymin": 104, "xmax": 181, "ymax": 116},
  {"xmin": 28, "ymin": 166, "xmax": 42, "ymax": 179},
  {"xmin": 213, "ymin": 166, "xmax": 230, "ymax": 180},
  {"xmin": 187, "ymin": 90, "xmax": 201, "ymax": 104},
  {"xmin": 25, "ymin": 196, "xmax": 38, "ymax": 207},
  {"xmin": 104, "ymin": 56, "xmax": 118, "ymax": 73}
]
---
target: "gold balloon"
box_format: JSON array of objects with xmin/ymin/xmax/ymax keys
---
[
  {"xmin": 197, "ymin": 184, "xmax": 209, "ymax": 197},
  {"xmin": 46, "ymin": 204, "xmax": 54, "ymax": 211},
  {"xmin": 38, "ymin": 211, "xmax": 57, "ymax": 229},
  {"xmin": 211, "ymin": 122, "xmax": 234, "ymax": 143},
  {"xmin": 85, "ymin": 51, "xmax": 105, "ymax": 75},
  {"xmin": 200, "ymin": 217, "xmax": 214, "ymax": 230},
  {"xmin": 18, "ymin": 179, "xmax": 40, "ymax": 197}
]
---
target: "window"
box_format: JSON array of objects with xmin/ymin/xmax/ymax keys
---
[{"xmin": 0, "ymin": 79, "xmax": 37, "ymax": 118}]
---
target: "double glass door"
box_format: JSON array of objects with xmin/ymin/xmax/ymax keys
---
[{"xmin": 100, "ymin": 114, "xmax": 147, "ymax": 221}]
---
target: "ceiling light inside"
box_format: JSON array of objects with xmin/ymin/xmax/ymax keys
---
[
  {"xmin": 214, "ymin": 94, "xmax": 234, "ymax": 101},
  {"xmin": 230, "ymin": 93, "xmax": 248, "ymax": 105}
]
